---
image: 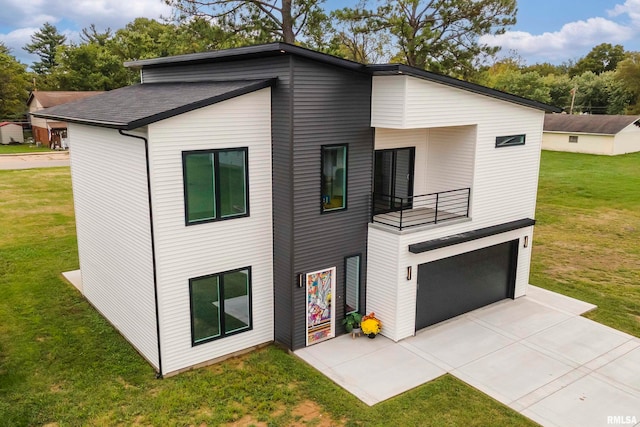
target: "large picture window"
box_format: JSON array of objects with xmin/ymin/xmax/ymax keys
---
[
  {"xmin": 189, "ymin": 267, "xmax": 252, "ymax": 345},
  {"xmin": 183, "ymin": 148, "xmax": 248, "ymax": 225},
  {"xmin": 321, "ymin": 145, "xmax": 347, "ymax": 212}
]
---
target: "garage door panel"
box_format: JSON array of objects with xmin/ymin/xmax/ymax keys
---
[{"xmin": 416, "ymin": 240, "xmax": 517, "ymax": 330}]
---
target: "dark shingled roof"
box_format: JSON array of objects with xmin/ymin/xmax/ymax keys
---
[
  {"xmin": 31, "ymin": 80, "xmax": 276, "ymax": 130},
  {"xmin": 544, "ymin": 114, "xmax": 640, "ymax": 135},
  {"xmin": 125, "ymin": 42, "xmax": 561, "ymax": 113},
  {"xmin": 27, "ymin": 91, "xmax": 104, "ymax": 108}
]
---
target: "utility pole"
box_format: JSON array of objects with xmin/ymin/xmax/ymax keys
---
[{"xmin": 569, "ymin": 86, "xmax": 577, "ymax": 114}]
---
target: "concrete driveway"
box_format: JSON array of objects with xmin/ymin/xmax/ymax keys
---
[
  {"xmin": 0, "ymin": 151, "xmax": 70, "ymax": 170},
  {"xmin": 295, "ymin": 286, "xmax": 640, "ymax": 427}
]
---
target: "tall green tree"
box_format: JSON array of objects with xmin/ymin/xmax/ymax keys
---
[
  {"xmin": 615, "ymin": 52, "xmax": 640, "ymax": 114},
  {"xmin": 477, "ymin": 60, "xmax": 551, "ymax": 104},
  {"xmin": 50, "ymin": 43, "xmax": 131, "ymax": 91},
  {"xmin": 329, "ymin": 3, "xmax": 391, "ymax": 63},
  {"xmin": 569, "ymin": 43, "xmax": 625, "ymax": 77},
  {"xmin": 335, "ymin": 0, "xmax": 516, "ymax": 77},
  {"xmin": 0, "ymin": 44, "xmax": 31, "ymax": 119},
  {"xmin": 23, "ymin": 22, "xmax": 67, "ymax": 74},
  {"xmin": 109, "ymin": 18, "xmax": 178, "ymax": 61},
  {"xmin": 165, "ymin": 0, "xmax": 326, "ymax": 44},
  {"xmin": 80, "ymin": 24, "xmax": 113, "ymax": 46},
  {"xmin": 544, "ymin": 74, "xmax": 573, "ymax": 110}
]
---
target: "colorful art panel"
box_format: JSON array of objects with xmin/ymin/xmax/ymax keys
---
[{"xmin": 306, "ymin": 267, "xmax": 336, "ymax": 346}]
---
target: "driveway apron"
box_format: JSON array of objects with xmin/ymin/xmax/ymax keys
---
[{"xmin": 295, "ymin": 286, "xmax": 640, "ymax": 427}]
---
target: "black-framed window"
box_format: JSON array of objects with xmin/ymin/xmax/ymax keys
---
[
  {"xmin": 189, "ymin": 267, "xmax": 252, "ymax": 345},
  {"xmin": 569, "ymin": 135, "xmax": 579, "ymax": 143},
  {"xmin": 183, "ymin": 148, "xmax": 249, "ymax": 225},
  {"xmin": 345, "ymin": 254, "xmax": 361, "ymax": 314},
  {"xmin": 495, "ymin": 134, "xmax": 526, "ymax": 148},
  {"xmin": 321, "ymin": 145, "xmax": 347, "ymax": 212}
]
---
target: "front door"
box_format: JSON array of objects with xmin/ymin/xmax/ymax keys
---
[
  {"xmin": 306, "ymin": 267, "xmax": 336, "ymax": 346},
  {"xmin": 373, "ymin": 147, "xmax": 415, "ymax": 214}
]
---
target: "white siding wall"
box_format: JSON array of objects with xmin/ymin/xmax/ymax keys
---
[
  {"xmin": 367, "ymin": 75, "xmax": 544, "ymax": 341},
  {"xmin": 543, "ymin": 132, "xmax": 615, "ymax": 155},
  {"xmin": 29, "ymin": 99, "xmax": 48, "ymax": 129},
  {"xmin": 371, "ymin": 76, "xmax": 406, "ymax": 128},
  {"xmin": 366, "ymin": 227, "xmax": 402, "ymax": 340},
  {"xmin": 426, "ymin": 126, "xmax": 476, "ymax": 194},
  {"xmin": 147, "ymin": 89, "xmax": 273, "ymax": 375},
  {"xmin": 614, "ymin": 123, "xmax": 640, "ymax": 154},
  {"xmin": 0, "ymin": 124, "xmax": 24, "ymax": 144},
  {"xmin": 68, "ymin": 124, "xmax": 158, "ymax": 368}
]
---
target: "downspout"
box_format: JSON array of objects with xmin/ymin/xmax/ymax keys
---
[{"xmin": 118, "ymin": 129, "xmax": 164, "ymax": 379}]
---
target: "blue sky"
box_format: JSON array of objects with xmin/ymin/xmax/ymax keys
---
[{"xmin": 1, "ymin": 0, "xmax": 639, "ymax": 67}]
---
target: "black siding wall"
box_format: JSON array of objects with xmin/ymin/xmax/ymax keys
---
[
  {"xmin": 290, "ymin": 57, "xmax": 372, "ymax": 350},
  {"xmin": 141, "ymin": 54, "xmax": 373, "ymax": 351}
]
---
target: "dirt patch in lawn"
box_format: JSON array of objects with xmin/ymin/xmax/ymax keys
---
[
  {"xmin": 290, "ymin": 400, "xmax": 342, "ymax": 426},
  {"xmin": 226, "ymin": 415, "xmax": 267, "ymax": 427}
]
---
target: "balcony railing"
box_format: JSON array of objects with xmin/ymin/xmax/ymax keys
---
[{"xmin": 372, "ymin": 188, "xmax": 471, "ymax": 230}]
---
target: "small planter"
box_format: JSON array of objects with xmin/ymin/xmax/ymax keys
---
[
  {"xmin": 343, "ymin": 312, "xmax": 362, "ymax": 338},
  {"xmin": 361, "ymin": 313, "xmax": 382, "ymax": 338}
]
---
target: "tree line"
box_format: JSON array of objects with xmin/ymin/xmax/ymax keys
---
[{"xmin": 1, "ymin": 0, "xmax": 640, "ymax": 120}]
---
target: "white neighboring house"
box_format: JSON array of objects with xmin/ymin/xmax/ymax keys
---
[
  {"xmin": 0, "ymin": 122, "xmax": 24, "ymax": 144},
  {"xmin": 543, "ymin": 114, "xmax": 640, "ymax": 155},
  {"xmin": 32, "ymin": 43, "xmax": 559, "ymax": 378}
]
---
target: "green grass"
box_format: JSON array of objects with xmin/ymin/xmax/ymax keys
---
[
  {"xmin": 3, "ymin": 151, "xmax": 638, "ymax": 426},
  {"xmin": 533, "ymin": 151, "xmax": 640, "ymax": 337},
  {"xmin": 0, "ymin": 144, "xmax": 53, "ymax": 154},
  {"xmin": 0, "ymin": 167, "xmax": 535, "ymax": 426}
]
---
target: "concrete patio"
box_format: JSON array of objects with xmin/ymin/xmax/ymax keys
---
[{"xmin": 295, "ymin": 286, "xmax": 640, "ymax": 427}]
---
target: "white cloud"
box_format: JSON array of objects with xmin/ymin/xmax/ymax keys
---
[
  {"xmin": 609, "ymin": 0, "xmax": 640, "ymax": 25},
  {"xmin": 0, "ymin": 0, "xmax": 171, "ymax": 65},
  {"xmin": 0, "ymin": 0, "xmax": 171, "ymax": 32},
  {"xmin": 481, "ymin": 17, "xmax": 635, "ymax": 62},
  {"xmin": 0, "ymin": 27, "xmax": 39, "ymax": 64}
]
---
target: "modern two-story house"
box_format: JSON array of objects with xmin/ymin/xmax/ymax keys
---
[{"xmin": 33, "ymin": 43, "xmax": 560, "ymax": 378}]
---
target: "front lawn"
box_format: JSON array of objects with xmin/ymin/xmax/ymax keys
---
[
  {"xmin": 0, "ymin": 144, "xmax": 53, "ymax": 154},
  {"xmin": 0, "ymin": 167, "xmax": 534, "ymax": 426},
  {"xmin": 1, "ymin": 149, "xmax": 638, "ymax": 426},
  {"xmin": 533, "ymin": 150, "xmax": 640, "ymax": 337}
]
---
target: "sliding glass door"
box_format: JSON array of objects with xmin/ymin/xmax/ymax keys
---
[{"xmin": 373, "ymin": 147, "xmax": 415, "ymax": 214}]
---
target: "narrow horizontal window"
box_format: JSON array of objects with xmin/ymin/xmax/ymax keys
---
[
  {"xmin": 321, "ymin": 145, "xmax": 347, "ymax": 212},
  {"xmin": 569, "ymin": 135, "xmax": 579, "ymax": 143},
  {"xmin": 183, "ymin": 148, "xmax": 249, "ymax": 225},
  {"xmin": 190, "ymin": 267, "xmax": 252, "ymax": 345},
  {"xmin": 495, "ymin": 134, "xmax": 526, "ymax": 148}
]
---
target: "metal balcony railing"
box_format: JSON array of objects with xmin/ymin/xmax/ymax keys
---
[{"xmin": 372, "ymin": 188, "xmax": 471, "ymax": 230}]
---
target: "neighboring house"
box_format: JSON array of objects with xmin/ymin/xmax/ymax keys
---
[
  {"xmin": 0, "ymin": 122, "xmax": 24, "ymax": 144},
  {"xmin": 543, "ymin": 114, "xmax": 640, "ymax": 155},
  {"xmin": 27, "ymin": 91, "xmax": 104, "ymax": 148},
  {"xmin": 33, "ymin": 43, "xmax": 560, "ymax": 378}
]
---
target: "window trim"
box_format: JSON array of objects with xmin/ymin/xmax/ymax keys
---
[
  {"xmin": 182, "ymin": 147, "xmax": 250, "ymax": 226},
  {"xmin": 344, "ymin": 253, "xmax": 362, "ymax": 315},
  {"xmin": 189, "ymin": 266, "xmax": 253, "ymax": 346},
  {"xmin": 495, "ymin": 134, "xmax": 526, "ymax": 148},
  {"xmin": 320, "ymin": 144, "xmax": 348, "ymax": 213}
]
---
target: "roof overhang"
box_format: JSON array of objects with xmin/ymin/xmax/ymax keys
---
[
  {"xmin": 125, "ymin": 43, "xmax": 561, "ymax": 114},
  {"xmin": 408, "ymin": 218, "xmax": 536, "ymax": 254},
  {"xmin": 367, "ymin": 64, "xmax": 561, "ymax": 113},
  {"xmin": 31, "ymin": 79, "xmax": 277, "ymax": 130}
]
